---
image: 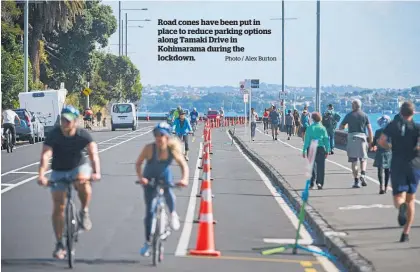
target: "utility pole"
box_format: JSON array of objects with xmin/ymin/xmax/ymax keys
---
[
  {"xmin": 119, "ymin": 1, "xmax": 121, "ymax": 56},
  {"xmin": 121, "ymin": 19, "xmax": 124, "ymax": 56},
  {"xmin": 125, "ymin": 13, "xmax": 128, "ymax": 56},
  {"xmin": 281, "ymin": 0, "xmax": 285, "ymax": 128},
  {"xmin": 315, "ymin": 0, "xmax": 321, "ymax": 112},
  {"xmin": 24, "ymin": 0, "xmax": 29, "ymax": 92}
]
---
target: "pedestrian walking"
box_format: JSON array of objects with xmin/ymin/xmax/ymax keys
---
[
  {"xmin": 371, "ymin": 115, "xmax": 392, "ymax": 194},
  {"xmin": 302, "ymin": 112, "xmax": 330, "ymax": 189},
  {"xmin": 262, "ymin": 108, "xmax": 269, "ymax": 133},
  {"xmin": 378, "ymin": 101, "xmax": 420, "ymax": 242},
  {"xmin": 339, "ymin": 99, "xmax": 373, "ymax": 188},
  {"xmin": 250, "ymin": 108, "xmax": 258, "ymax": 141},
  {"xmin": 322, "ymin": 104, "xmax": 341, "ymax": 154},
  {"xmin": 293, "ymin": 109, "xmax": 301, "ymax": 136},
  {"xmin": 285, "ymin": 110, "xmax": 295, "ymax": 140},
  {"xmin": 300, "ymin": 106, "xmax": 311, "ymax": 140},
  {"xmin": 269, "ymin": 106, "xmax": 280, "ymax": 140}
]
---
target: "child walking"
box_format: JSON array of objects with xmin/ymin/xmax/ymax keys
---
[{"xmin": 371, "ymin": 115, "xmax": 392, "ymax": 194}]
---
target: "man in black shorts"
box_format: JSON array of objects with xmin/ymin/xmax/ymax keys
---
[
  {"xmin": 37, "ymin": 105, "xmax": 101, "ymax": 259},
  {"xmin": 379, "ymin": 101, "xmax": 420, "ymax": 242}
]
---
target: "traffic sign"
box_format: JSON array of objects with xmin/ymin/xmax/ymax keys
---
[
  {"xmin": 239, "ymin": 80, "xmax": 245, "ymax": 89},
  {"xmin": 279, "ymin": 91, "xmax": 288, "ymax": 100},
  {"xmin": 251, "ymin": 79, "xmax": 259, "ymax": 88},
  {"xmin": 243, "ymin": 94, "xmax": 249, "ymax": 103},
  {"xmin": 82, "ymin": 87, "xmax": 92, "ymax": 96}
]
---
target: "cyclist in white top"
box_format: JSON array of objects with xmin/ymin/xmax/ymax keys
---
[{"xmin": 2, "ymin": 108, "xmax": 21, "ymax": 145}]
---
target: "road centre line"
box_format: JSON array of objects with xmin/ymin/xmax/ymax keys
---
[
  {"xmin": 1, "ymin": 127, "xmax": 153, "ymax": 177},
  {"xmin": 175, "ymin": 141, "xmax": 203, "ymax": 256},
  {"xmin": 1, "ymin": 128, "xmax": 153, "ymax": 194},
  {"xmin": 256, "ymin": 128, "xmax": 420, "ymax": 205},
  {"xmin": 228, "ymin": 130, "xmax": 339, "ymax": 272},
  {"xmin": 182, "ymin": 254, "xmax": 321, "ymax": 264},
  {"xmin": 9, "ymin": 171, "xmax": 38, "ymax": 175}
]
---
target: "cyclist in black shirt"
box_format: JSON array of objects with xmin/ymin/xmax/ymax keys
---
[
  {"xmin": 379, "ymin": 101, "xmax": 420, "ymax": 242},
  {"xmin": 38, "ymin": 105, "xmax": 101, "ymax": 259}
]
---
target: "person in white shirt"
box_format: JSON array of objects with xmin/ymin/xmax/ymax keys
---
[
  {"xmin": 250, "ymin": 108, "xmax": 258, "ymax": 141},
  {"xmin": 2, "ymin": 108, "xmax": 21, "ymax": 145}
]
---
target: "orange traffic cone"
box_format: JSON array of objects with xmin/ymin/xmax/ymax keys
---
[{"xmin": 189, "ymin": 178, "xmax": 220, "ymax": 257}]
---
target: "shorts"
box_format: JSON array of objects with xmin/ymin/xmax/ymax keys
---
[
  {"xmin": 49, "ymin": 163, "xmax": 92, "ymax": 192},
  {"xmin": 390, "ymin": 164, "xmax": 420, "ymax": 196},
  {"xmin": 348, "ymin": 157, "xmax": 367, "ymax": 163}
]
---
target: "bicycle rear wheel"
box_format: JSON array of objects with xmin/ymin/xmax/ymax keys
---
[{"xmin": 65, "ymin": 201, "xmax": 77, "ymax": 268}]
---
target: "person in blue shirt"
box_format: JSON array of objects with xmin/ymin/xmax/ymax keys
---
[
  {"xmin": 190, "ymin": 107, "xmax": 199, "ymax": 130},
  {"xmin": 172, "ymin": 110, "xmax": 193, "ymax": 161}
]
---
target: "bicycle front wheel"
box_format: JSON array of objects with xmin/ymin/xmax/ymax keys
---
[
  {"xmin": 152, "ymin": 212, "xmax": 161, "ymax": 266},
  {"xmin": 65, "ymin": 201, "xmax": 77, "ymax": 268}
]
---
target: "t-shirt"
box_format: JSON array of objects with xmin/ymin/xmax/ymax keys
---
[
  {"xmin": 190, "ymin": 111, "xmax": 198, "ymax": 120},
  {"xmin": 2, "ymin": 110, "xmax": 18, "ymax": 124},
  {"xmin": 382, "ymin": 117, "xmax": 420, "ymax": 169},
  {"xmin": 269, "ymin": 110, "xmax": 280, "ymax": 124},
  {"xmin": 250, "ymin": 112, "xmax": 258, "ymax": 122},
  {"xmin": 340, "ymin": 110, "xmax": 370, "ymax": 133},
  {"xmin": 44, "ymin": 126, "xmax": 93, "ymax": 171}
]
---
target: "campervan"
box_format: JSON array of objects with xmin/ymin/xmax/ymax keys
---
[
  {"xmin": 18, "ymin": 89, "xmax": 67, "ymax": 136},
  {"xmin": 111, "ymin": 102, "xmax": 138, "ymax": 131}
]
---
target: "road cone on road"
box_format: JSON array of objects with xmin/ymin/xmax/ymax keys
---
[{"xmin": 189, "ymin": 178, "xmax": 220, "ymax": 257}]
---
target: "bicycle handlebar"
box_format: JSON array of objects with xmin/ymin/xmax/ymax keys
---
[
  {"xmin": 135, "ymin": 179, "xmax": 183, "ymax": 188},
  {"xmin": 47, "ymin": 178, "xmax": 98, "ymax": 187}
]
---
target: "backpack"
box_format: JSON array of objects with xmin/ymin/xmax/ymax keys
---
[
  {"xmin": 322, "ymin": 112, "xmax": 337, "ymax": 128},
  {"xmin": 301, "ymin": 113, "xmax": 310, "ymax": 128}
]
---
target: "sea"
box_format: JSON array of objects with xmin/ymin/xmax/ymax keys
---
[{"xmin": 137, "ymin": 111, "xmax": 420, "ymax": 133}]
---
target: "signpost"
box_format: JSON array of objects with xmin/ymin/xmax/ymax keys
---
[{"xmin": 243, "ymin": 94, "xmax": 249, "ymax": 103}]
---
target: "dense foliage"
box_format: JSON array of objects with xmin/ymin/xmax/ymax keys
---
[{"xmin": 1, "ymin": 0, "xmax": 142, "ymax": 110}]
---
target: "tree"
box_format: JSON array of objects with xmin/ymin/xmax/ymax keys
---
[
  {"xmin": 40, "ymin": 0, "xmax": 117, "ymax": 92},
  {"xmin": 27, "ymin": 0, "xmax": 85, "ymax": 83}
]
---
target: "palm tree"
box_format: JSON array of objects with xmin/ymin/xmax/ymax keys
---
[{"xmin": 29, "ymin": 0, "xmax": 84, "ymax": 83}]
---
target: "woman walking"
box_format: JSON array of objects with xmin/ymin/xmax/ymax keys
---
[
  {"xmin": 262, "ymin": 108, "xmax": 269, "ymax": 134},
  {"xmin": 371, "ymin": 115, "xmax": 392, "ymax": 194},
  {"xmin": 302, "ymin": 112, "xmax": 330, "ymax": 189},
  {"xmin": 285, "ymin": 110, "xmax": 295, "ymax": 140},
  {"xmin": 293, "ymin": 109, "xmax": 301, "ymax": 136},
  {"xmin": 269, "ymin": 106, "xmax": 280, "ymax": 140},
  {"xmin": 250, "ymin": 108, "xmax": 258, "ymax": 141},
  {"xmin": 300, "ymin": 107, "xmax": 311, "ymax": 140}
]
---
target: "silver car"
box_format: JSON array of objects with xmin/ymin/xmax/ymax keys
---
[{"xmin": 13, "ymin": 109, "xmax": 45, "ymax": 144}]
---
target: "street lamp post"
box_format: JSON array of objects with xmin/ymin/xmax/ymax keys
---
[
  {"xmin": 118, "ymin": 4, "xmax": 148, "ymax": 56},
  {"xmin": 124, "ymin": 17, "xmax": 150, "ymax": 57},
  {"xmin": 270, "ymin": 0, "xmax": 297, "ymax": 129},
  {"xmin": 316, "ymin": 0, "xmax": 321, "ymax": 112},
  {"xmin": 24, "ymin": 0, "xmax": 29, "ymax": 92}
]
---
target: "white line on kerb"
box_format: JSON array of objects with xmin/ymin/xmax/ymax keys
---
[
  {"xmin": 1, "ymin": 129, "xmax": 153, "ymax": 194},
  {"xmin": 228, "ymin": 130, "xmax": 338, "ymax": 272},
  {"xmin": 256, "ymin": 128, "xmax": 420, "ymax": 206},
  {"xmin": 175, "ymin": 141, "xmax": 203, "ymax": 256}
]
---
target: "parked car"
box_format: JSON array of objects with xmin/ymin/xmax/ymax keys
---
[{"xmin": 13, "ymin": 109, "xmax": 45, "ymax": 144}]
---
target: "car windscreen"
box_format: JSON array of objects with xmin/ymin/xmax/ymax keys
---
[
  {"xmin": 13, "ymin": 110, "xmax": 27, "ymax": 119},
  {"xmin": 207, "ymin": 111, "xmax": 218, "ymax": 115},
  {"xmin": 113, "ymin": 104, "xmax": 132, "ymax": 113}
]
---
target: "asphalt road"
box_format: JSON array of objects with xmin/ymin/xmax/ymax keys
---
[{"xmin": 1, "ymin": 122, "xmax": 340, "ymax": 272}]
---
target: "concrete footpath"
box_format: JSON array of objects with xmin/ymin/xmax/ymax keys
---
[{"xmin": 230, "ymin": 125, "xmax": 420, "ymax": 272}]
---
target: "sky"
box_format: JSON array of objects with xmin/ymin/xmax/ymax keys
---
[{"xmin": 102, "ymin": 0, "xmax": 420, "ymax": 89}]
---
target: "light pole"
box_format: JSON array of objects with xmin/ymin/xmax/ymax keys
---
[
  {"xmin": 124, "ymin": 17, "xmax": 150, "ymax": 56},
  {"xmin": 316, "ymin": 0, "xmax": 321, "ymax": 112},
  {"xmin": 270, "ymin": 0, "xmax": 297, "ymax": 129},
  {"xmin": 118, "ymin": 4, "xmax": 148, "ymax": 55},
  {"xmin": 24, "ymin": 0, "xmax": 29, "ymax": 92}
]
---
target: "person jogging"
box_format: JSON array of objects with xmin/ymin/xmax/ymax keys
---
[
  {"xmin": 371, "ymin": 115, "xmax": 392, "ymax": 194},
  {"xmin": 378, "ymin": 101, "xmax": 420, "ymax": 242},
  {"xmin": 135, "ymin": 122, "xmax": 189, "ymax": 256}
]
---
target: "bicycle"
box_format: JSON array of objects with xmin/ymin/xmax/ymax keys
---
[
  {"xmin": 173, "ymin": 132, "xmax": 193, "ymax": 159},
  {"xmin": 191, "ymin": 120, "xmax": 198, "ymax": 136},
  {"xmin": 135, "ymin": 178, "xmax": 179, "ymax": 266},
  {"xmin": 2, "ymin": 127, "xmax": 14, "ymax": 153},
  {"xmin": 48, "ymin": 178, "xmax": 95, "ymax": 268}
]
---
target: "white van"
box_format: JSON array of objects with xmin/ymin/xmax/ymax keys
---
[{"xmin": 111, "ymin": 103, "xmax": 138, "ymax": 131}]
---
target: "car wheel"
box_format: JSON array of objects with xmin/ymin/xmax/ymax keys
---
[
  {"xmin": 112, "ymin": 126, "xmax": 116, "ymax": 131},
  {"xmin": 29, "ymin": 136, "xmax": 35, "ymax": 144}
]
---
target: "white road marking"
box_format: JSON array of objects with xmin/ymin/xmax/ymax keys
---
[
  {"xmin": 338, "ymin": 204, "xmax": 394, "ymax": 210},
  {"xmin": 256, "ymin": 128, "xmax": 420, "ymax": 206},
  {"xmin": 263, "ymin": 238, "xmax": 313, "ymax": 245},
  {"xmin": 1, "ymin": 127, "xmax": 153, "ymax": 177},
  {"xmin": 175, "ymin": 141, "xmax": 203, "ymax": 256},
  {"xmin": 9, "ymin": 171, "xmax": 38, "ymax": 174},
  {"xmin": 1, "ymin": 183, "xmax": 15, "ymax": 187},
  {"xmin": 228, "ymin": 130, "xmax": 339, "ymax": 272},
  {"xmin": 1, "ymin": 129, "xmax": 153, "ymax": 194}
]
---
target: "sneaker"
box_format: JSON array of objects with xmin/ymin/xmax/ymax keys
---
[
  {"xmin": 360, "ymin": 176, "xmax": 367, "ymax": 186},
  {"xmin": 352, "ymin": 182, "xmax": 361, "ymax": 188},
  {"xmin": 53, "ymin": 242, "xmax": 66, "ymax": 260},
  {"xmin": 399, "ymin": 233, "xmax": 409, "ymax": 242},
  {"xmin": 317, "ymin": 183, "xmax": 323, "ymax": 190},
  {"xmin": 140, "ymin": 242, "xmax": 151, "ymax": 256},
  {"xmin": 171, "ymin": 212, "xmax": 180, "ymax": 231},
  {"xmin": 330, "ymin": 150, "xmax": 334, "ymax": 155},
  {"xmin": 398, "ymin": 203, "xmax": 408, "ymax": 226},
  {"xmin": 80, "ymin": 210, "xmax": 92, "ymax": 231},
  {"xmin": 185, "ymin": 155, "xmax": 189, "ymax": 161}
]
